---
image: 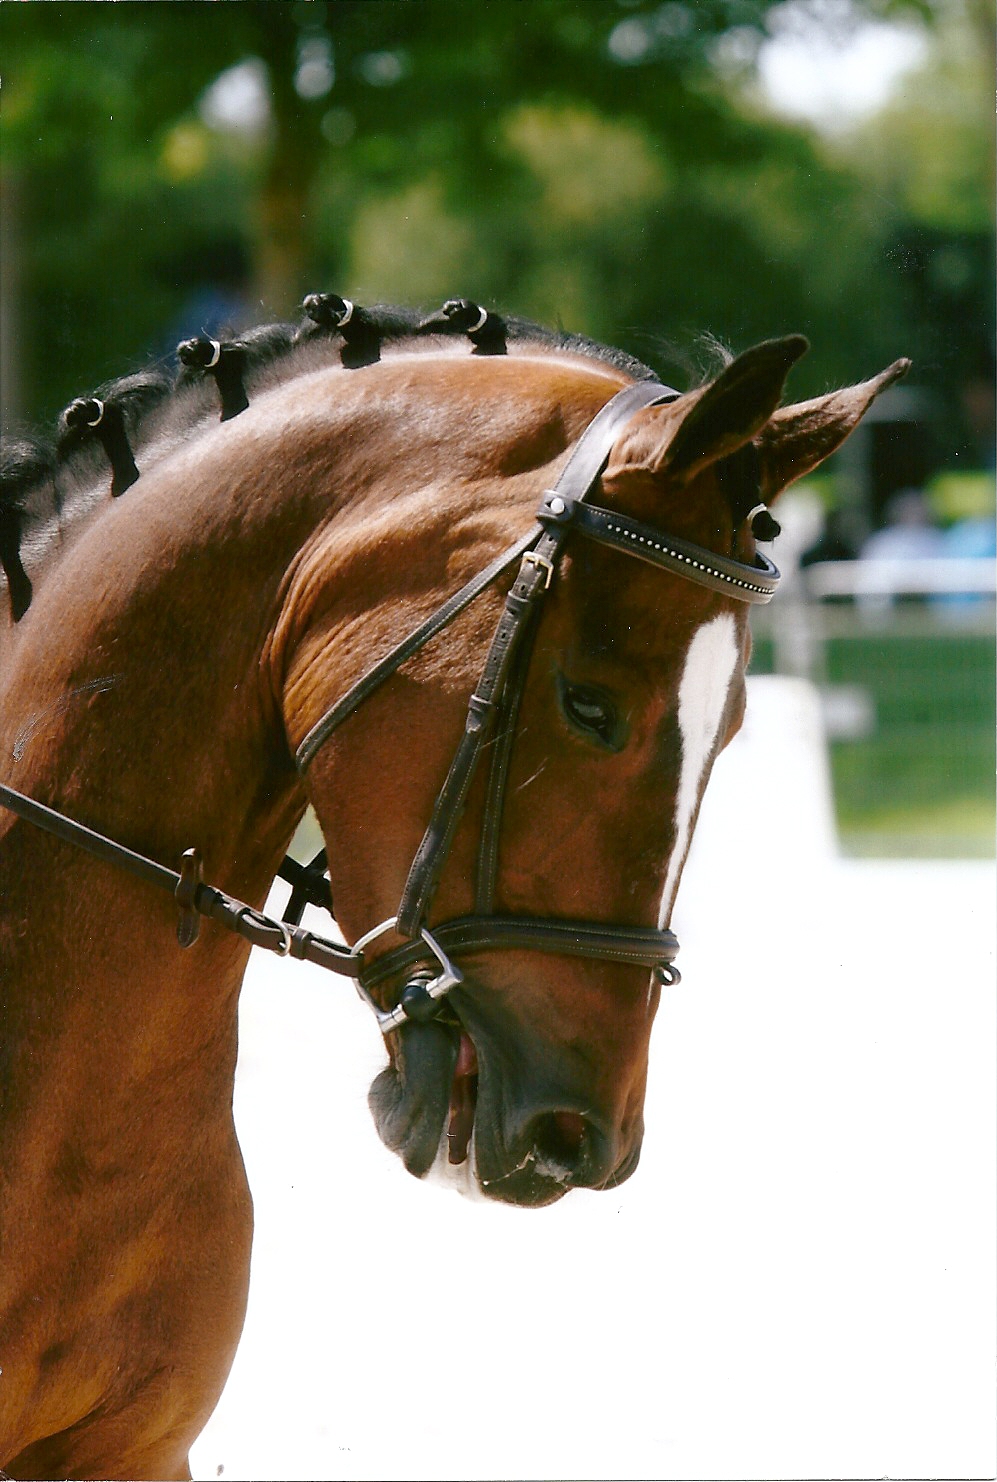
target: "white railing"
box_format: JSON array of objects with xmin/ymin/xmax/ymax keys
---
[
  {"xmin": 756, "ymin": 554, "xmax": 996, "ymax": 715},
  {"xmin": 803, "ymin": 556, "xmax": 997, "ymax": 599}
]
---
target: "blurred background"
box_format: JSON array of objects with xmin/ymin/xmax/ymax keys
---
[{"xmin": 2, "ymin": 0, "xmax": 994, "ymax": 858}]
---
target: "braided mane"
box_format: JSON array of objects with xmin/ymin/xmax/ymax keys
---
[{"xmin": 0, "ymin": 298, "xmax": 667, "ymax": 622}]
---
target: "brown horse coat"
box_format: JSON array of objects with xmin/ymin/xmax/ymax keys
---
[{"xmin": 0, "ymin": 330, "xmax": 905, "ymax": 1477}]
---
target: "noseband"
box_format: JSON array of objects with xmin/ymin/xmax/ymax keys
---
[{"xmin": 0, "ymin": 381, "xmax": 779, "ymax": 1035}]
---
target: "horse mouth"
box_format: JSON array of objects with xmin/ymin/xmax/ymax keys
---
[
  {"xmin": 367, "ymin": 1017, "xmax": 480, "ymax": 1180},
  {"xmin": 367, "ymin": 1016, "xmax": 477, "ymax": 1181},
  {"xmin": 445, "ymin": 1032, "xmax": 478, "ymax": 1166},
  {"xmin": 367, "ymin": 1015, "xmax": 631, "ymax": 1207}
]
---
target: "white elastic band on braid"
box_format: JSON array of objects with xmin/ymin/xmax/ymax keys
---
[
  {"xmin": 469, "ymin": 305, "xmax": 488, "ymax": 333},
  {"xmin": 205, "ymin": 339, "xmax": 222, "ymax": 368},
  {"xmin": 338, "ymin": 299, "xmax": 355, "ymax": 328},
  {"xmin": 747, "ymin": 503, "xmax": 768, "ymax": 525},
  {"xmin": 86, "ymin": 399, "xmax": 105, "ymax": 428}
]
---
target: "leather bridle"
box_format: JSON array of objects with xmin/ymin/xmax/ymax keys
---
[{"xmin": 0, "ymin": 380, "xmax": 779, "ymax": 1036}]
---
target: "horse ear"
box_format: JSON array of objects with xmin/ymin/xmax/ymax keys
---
[
  {"xmin": 665, "ymin": 335, "xmax": 811, "ymax": 478},
  {"xmin": 605, "ymin": 336, "xmax": 810, "ymax": 486},
  {"xmin": 757, "ymin": 358, "xmax": 911, "ymax": 502}
]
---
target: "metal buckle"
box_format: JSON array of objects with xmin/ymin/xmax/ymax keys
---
[
  {"xmin": 522, "ymin": 550, "xmax": 554, "ymax": 590},
  {"xmin": 654, "ymin": 962, "xmax": 681, "ymax": 987},
  {"xmin": 417, "ymin": 926, "xmax": 463, "ymax": 1001},
  {"xmin": 349, "ymin": 915, "xmax": 400, "ymax": 959},
  {"xmin": 348, "ymin": 917, "xmax": 464, "ymax": 1035}
]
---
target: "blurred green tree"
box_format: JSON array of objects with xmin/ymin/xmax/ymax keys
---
[
  {"xmin": 1, "ymin": 0, "xmax": 990, "ymax": 470},
  {"xmin": 840, "ymin": 7, "xmax": 994, "ymax": 454}
]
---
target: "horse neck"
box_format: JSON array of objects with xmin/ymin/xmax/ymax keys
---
[
  {"xmin": 0, "ymin": 351, "xmax": 625, "ymax": 1000},
  {"xmin": 3, "ymin": 471, "xmax": 305, "ymax": 897},
  {"xmin": 2, "ymin": 397, "xmax": 350, "ymax": 1041}
]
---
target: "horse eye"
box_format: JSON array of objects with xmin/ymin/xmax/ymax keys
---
[{"xmin": 558, "ymin": 678, "xmax": 621, "ymax": 749}]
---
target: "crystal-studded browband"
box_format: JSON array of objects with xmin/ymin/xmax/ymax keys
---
[{"xmin": 537, "ymin": 492, "xmax": 780, "ymax": 603}]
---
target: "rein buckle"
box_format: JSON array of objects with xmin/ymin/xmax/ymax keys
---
[{"xmin": 175, "ymin": 848, "xmax": 203, "ymax": 948}]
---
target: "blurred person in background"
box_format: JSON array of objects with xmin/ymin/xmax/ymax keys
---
[{"xmin": 856, "ymin": 487, "xmax": 945, "ymax": 616}]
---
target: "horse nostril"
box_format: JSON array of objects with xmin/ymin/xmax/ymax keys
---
[
  {"xmin": 530, "ymin": 1110, "xmax": 606, "ymax": 1184},
  {"xmin": 546, "ymin": 1111, "xmax": 588, "ymax": 1160}
]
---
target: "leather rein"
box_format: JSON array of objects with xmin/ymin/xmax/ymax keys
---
[{"xmin": 0, "ymin": 380, "xmax": 779, "ymax": 1036}]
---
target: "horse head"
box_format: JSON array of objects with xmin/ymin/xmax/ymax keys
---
[
  {"xmin": 0, "ymin": 303, "xmax": 909, "ymax": 1477},
  {"xmin": 279, "ymin": 333, "xmax": 907, "ymax": 1207}
]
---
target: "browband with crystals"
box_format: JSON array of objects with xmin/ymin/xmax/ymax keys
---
[{"xmin": 538, "ymin": 493, "xmax": 780, "ymax": 601}]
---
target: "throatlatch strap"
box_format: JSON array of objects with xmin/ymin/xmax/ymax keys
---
[{"xmin": 294, "ymin": 526, "xmax": 540, "ymax": 771}]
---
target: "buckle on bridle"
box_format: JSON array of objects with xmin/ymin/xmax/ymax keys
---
[
  {"xmin": 387, "ymin": 927, "xmax": 463, "ymax": 1029},
  {"xmin": 521, "ymin": 550, "xmax": 554, "ymax": 589},
  {"xmin": 349, "ymin": 917, "xmax": 464, "ymax": 1035}
]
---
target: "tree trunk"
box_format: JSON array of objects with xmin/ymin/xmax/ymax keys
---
[{"xmin": 250, "ymin": 11, "xmax": 325, "ymax": 318}]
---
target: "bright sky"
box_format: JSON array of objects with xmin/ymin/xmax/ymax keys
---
[{"xmin": 756, "ymin": 2, "xmax": 930, "ymax": 128}]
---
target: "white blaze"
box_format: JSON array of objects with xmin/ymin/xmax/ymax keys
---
[{"xmin": 657, "ymin": 613, "xmax": 739, "ymax": 928}]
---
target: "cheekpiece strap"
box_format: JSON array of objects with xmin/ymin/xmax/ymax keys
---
[
  {"xmin": 392, "ymin": 381, "xmax": 679, "ymax": 938},
  {"xmin": 393, "ymin": 533, "xmax": 560, "ymax": 935}
]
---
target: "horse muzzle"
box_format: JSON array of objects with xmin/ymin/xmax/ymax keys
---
[
  {"xmin": 471, "ymin": 1097, "xmax": 640, "ymax": 1208},
  {"xmin": 366, "ymin": 999, "xmax": 643, "ymax": 1208}
]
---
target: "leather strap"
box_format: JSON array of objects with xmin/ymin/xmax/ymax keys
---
[
  {"xmin": 0, "ymin": 780, "xmax": 362, "ymax": 977},
  {"xmin": 2, "ymin": 378, "xmax": 784, "ymax": 1036},
  {"xmin": 360, "ymin": 914, "xmax": 680, "ymax": 990},
  {"xmin": 295, "ymin": 381, "xmax": 679, "ymax": 777},
  {"xmin": 394, "ymin": 540, "xmax": 557, "ymax": 934},
  {"xmin": 294, "ymin": 526, "xmax": 540, "ymax": 771},
  {"xmin": 473, "ymin": 597, "xmax": 539, "ymax": 915},
  {"xmin": 276, "ymin": 848, "xmax": 332, "ymax": 925},
  {"xmin": 538, "ymin": 496, "xmax": 780, "ymax": 602},
  {"xmin": 541, "ymin": 379, "xmax": 679, "ymax": 499},
  {"xmin": 393, "ymin": 381, "xmax": 678, "ymax": 938}
]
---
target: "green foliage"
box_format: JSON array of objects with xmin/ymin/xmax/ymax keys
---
[
  {"xmin": 1, "ymin": 0, "xmax": 991, "ymax": 452},
  {"xmin": 866, "ymin": 0, "xmax": 993, "ymax": 234},
  {"xmin": 830, "ymin": 3, "xmax": 995, "ymax": 445}
]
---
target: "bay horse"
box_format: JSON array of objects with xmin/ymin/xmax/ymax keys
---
[{"xmin": 0, "ymin": 296, "xmax": 906, "ymax": 1479}]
